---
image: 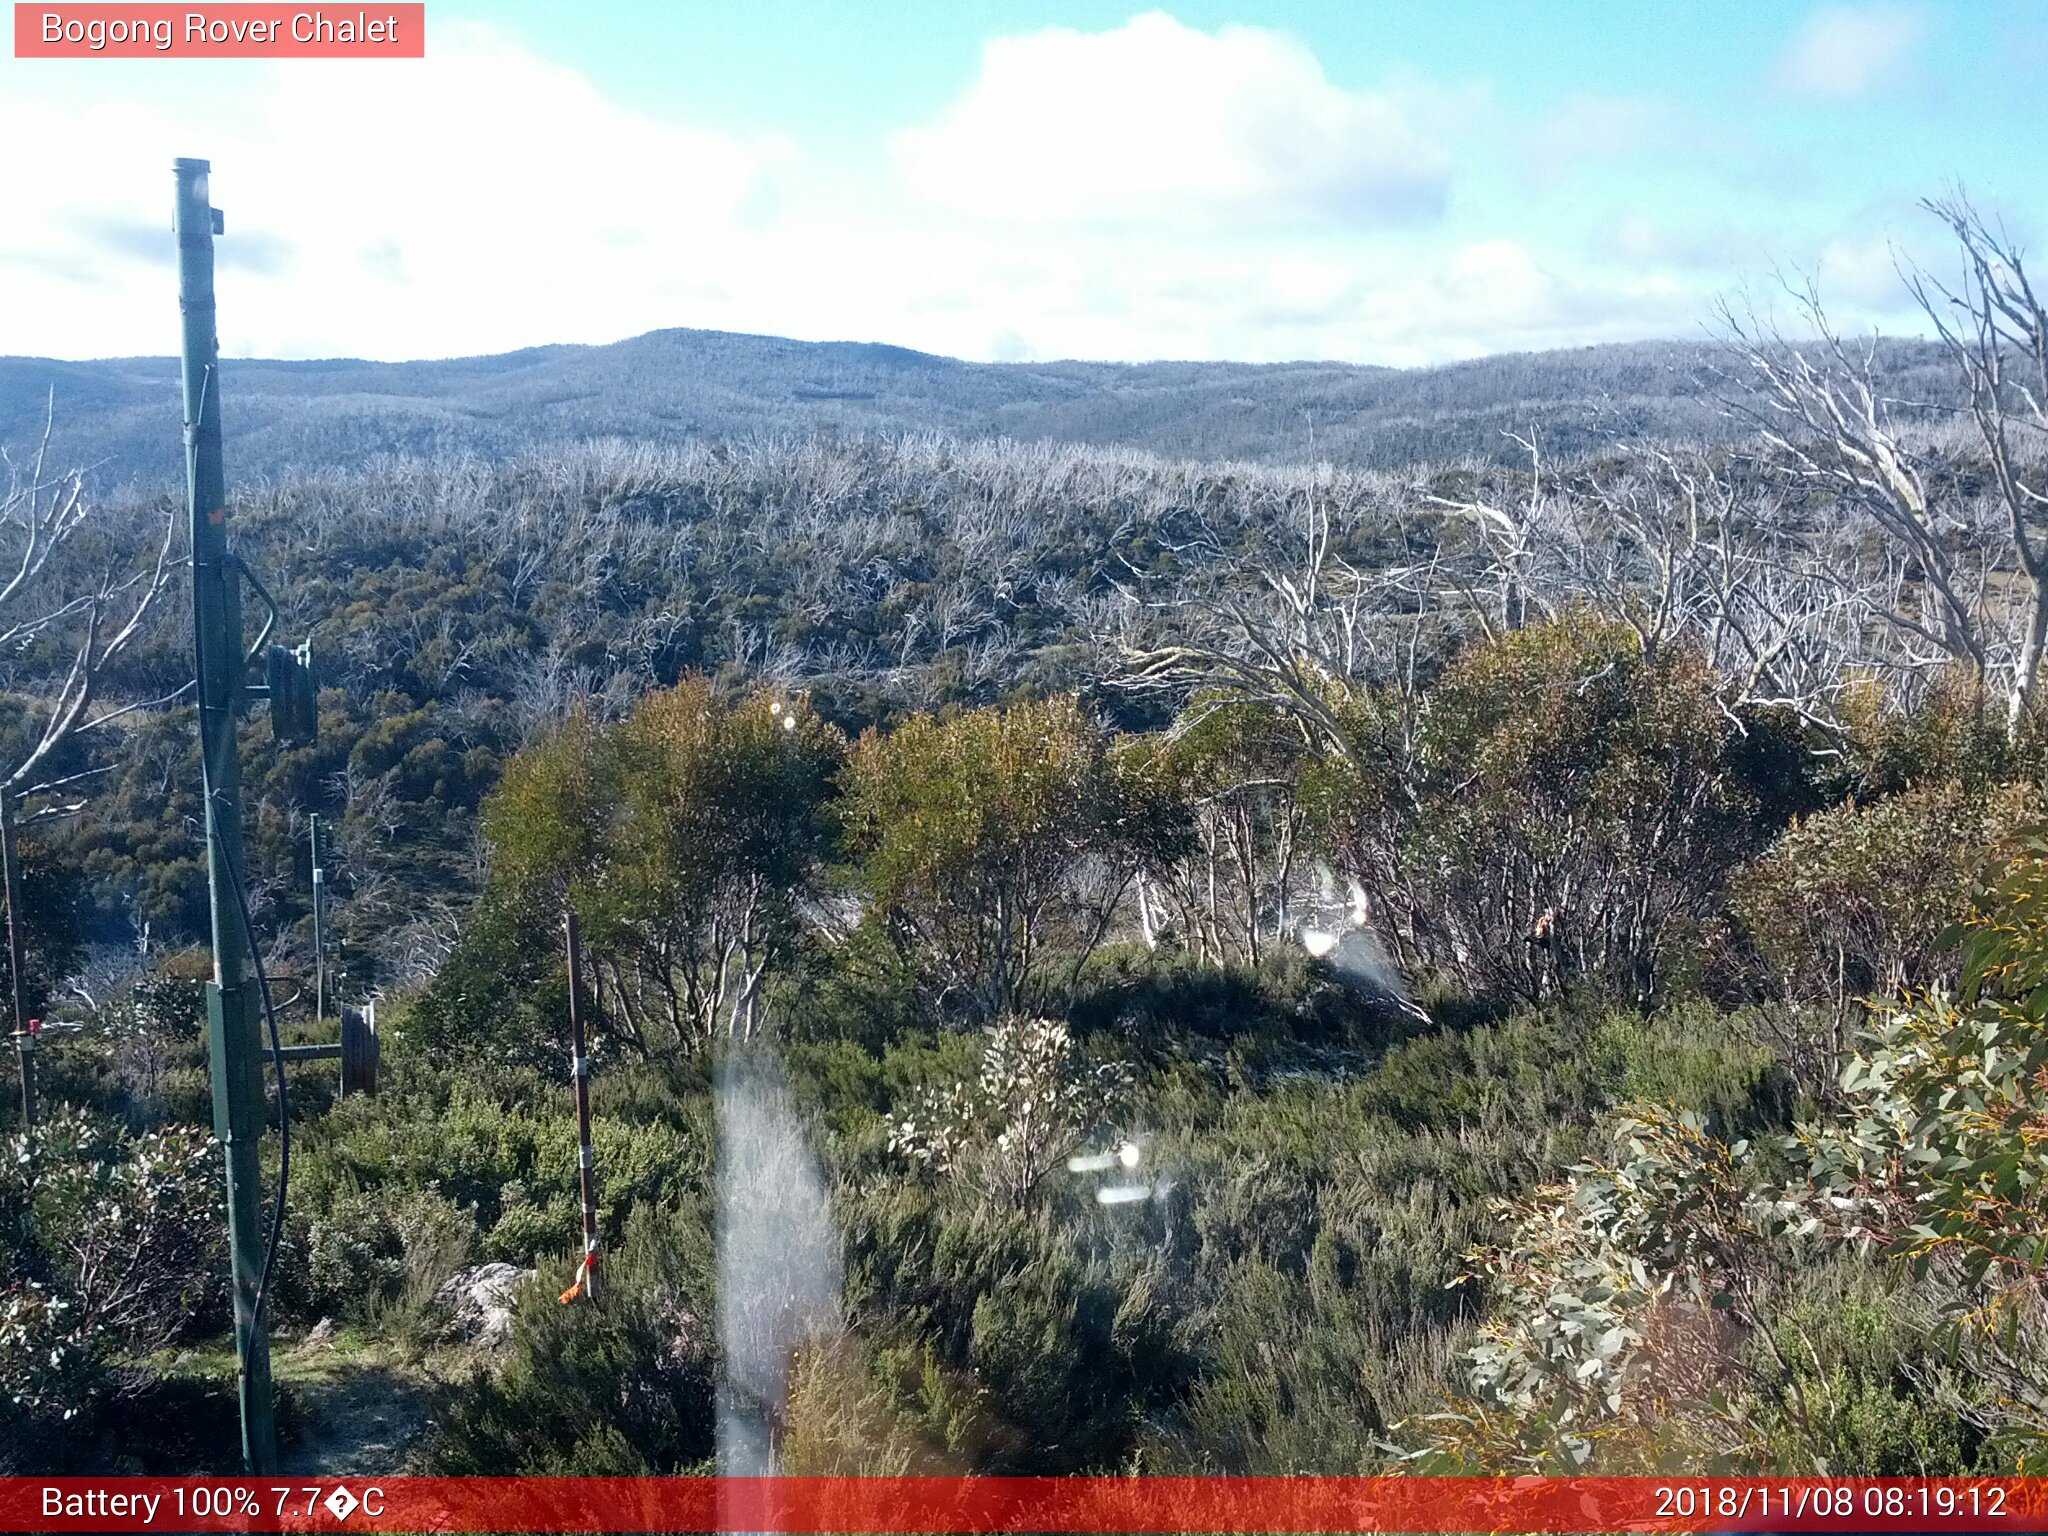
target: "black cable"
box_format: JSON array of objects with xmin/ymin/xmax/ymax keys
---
[
  {"xmin": 219, "ymin": 832, "xmax": 289, "ymax": 1354},
  {"xmin": 187, "ymin": 391, "xmax": 291, "ymax": 1404}
]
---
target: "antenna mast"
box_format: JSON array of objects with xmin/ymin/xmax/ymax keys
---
[{"xmin": 176, "ymin": 155, "xmax": 279, "ymax": 1474}]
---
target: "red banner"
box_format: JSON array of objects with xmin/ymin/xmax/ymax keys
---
[
  {"xmin": 7, "ymin": 1476, "xmax": 2048, "ymax": 1533},
  {"xmin": 13, "ymin": 4, "xmax": 424, "ymax": 58}
]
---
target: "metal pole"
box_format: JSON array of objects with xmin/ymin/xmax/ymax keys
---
[
  {"xmin": 565, "ymin": 912, "xmax": 601, "ymax": 1302},
  {"xmin": 310, "ymin": 814, "xmax": 325, "ymax": 1025},
  {"xmin": 1, "ymin": 787, "xmax": 34, "ymax": 1130},
  {"xmin": 176, "ymin": 156, "xmax": 276, "ymax": 1474}
]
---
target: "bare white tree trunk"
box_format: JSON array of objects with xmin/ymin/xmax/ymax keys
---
[
  {"xmin": 1908, "ymin": 194, "xmax": 2048, "ymax": 736},
  {"xmin": 1, "ymin": 402, "xmax": 182, "ymax": 819}
]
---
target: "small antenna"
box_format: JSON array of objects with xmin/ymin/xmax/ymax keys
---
[
  {"xmin": 310, "ymin": 813, "xmax": 325, "ymax": 1024},
  {"xmin": 560, "ymin": 912, "xmax": 603, "ymax": 1304}
]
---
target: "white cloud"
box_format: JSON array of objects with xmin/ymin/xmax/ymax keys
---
[
  {"xmin": 1522, "ymin": 95, "xmax": 1668, "ymax": 182},
  {"xmin": 829, "ymin": 230, "xmax": 1704, "ymax": 369},
  {"xmin": 1814, "ymin": 234, "xmax": 1909, "ymax": 308},
  {"xmin": 1811, "ymin": 217, "xmax": 1956, "ymax": 319},
  {"xmin": 1344, "ymin": 240, "xmax": 1699, "ymax": 364},
  {"xmin": 0, "ymin": 11, "xmax": 1943, "ymax": 374},
  {"xmin": 1776, "ymin": 3, "xmax": 1925, "ymax": 99},
  {"xmin": 0, "ymin": 23, "xmax": 791, "ymax": 359},
  {"xmin": 1602, "ymin": 213, "xmax": 1767, "ymax": 273},
  {"xmin": 890, "ymin": 10, "xmax": 1449, "ymax": 230}
]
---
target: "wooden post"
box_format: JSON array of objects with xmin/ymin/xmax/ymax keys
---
[{"xmin": 565, "ymin": 912, "xmax": 601, "ymax": 1302}]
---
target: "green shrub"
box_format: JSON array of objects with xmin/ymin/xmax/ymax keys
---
[
  {"xmin": 1318, "ymin": 613, "xmax": 1770, "ymax": 1009},
  {"xmin": 1411, "ymin": 838, "xmax": 2048, "ymax": 1474},
  {"xmin": 1727, "ymin": 781, "xmax": 2037, "ymax": 1084},
  {"xmin": 841, "ymin": 696, "xmax": 1168, "ymax": 1024},
  {"xmin": 1835, "ymin": 669, "xmax": 2036, "ymax": 798},
  {"xmin": 1748, "ymin": 1260, "xmax": 1982, "ymax": 1474},
  {"xmin": 0, "ymin": 1283, "xmax": 106, "ymax": 1471},
  {"xmin": 837, "ymin": 1183, "xmax": 1190, "ymax": 1473},
  {"xmin": 280, "ymin": 1183, "xmax": 473, "ymax": 1327},
  {"xmin": 888, "ymin": 1017, "xmax": 1131, "ymax": 1215},
  {"xmin": 0, "ymin": 1106, "xmax": 223, "ymax": 1471},
  {"xmin": 406, "ymin": 894, "xmax": 569, "ymax": 1072},
  {"xmin": 1158, "ymin": 1260, "xmax": 1433, "ymax": 1473},
  {"xmin": 1588, "ymin": 1004, "xmax": 1793, "ymax": 1142},
  {"xmin": 286, "ymin": 1064, "xmax": 704, "ymax": 1288},
  {"xmin": 1068, "ymin": 944, "xmax": 1411, "ymax": 1060},
  {"xmin": 428, "ymin": 1209, "xmax": 717, "ymax": 1474},
  {"xmin": 0, "ymin": 1106, "xmax": 222, "ymax": 1351},
  {"xmin": 1788, "ymin": 830, "xmax": 2048, "ymax": 1469}
]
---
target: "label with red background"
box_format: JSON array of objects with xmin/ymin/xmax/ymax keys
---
[
  {"xmin": 14, "ymin": 4, "xmax": 424, "ymax": 57},
  {"xmin": 7, "ymin": 1476, "xmax": 2048, "ymax": 1533}
]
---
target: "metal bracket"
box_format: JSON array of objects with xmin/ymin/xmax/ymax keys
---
[
  {"xmin": 339, "ymin": 1001, "xmax": 379, "ymax": 1097},
  {"xmin": 264, "ymin": 641, "xmax": 318, "ymax": 744}
]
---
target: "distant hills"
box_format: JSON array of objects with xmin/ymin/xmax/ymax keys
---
[{"xmin": 0, "ymin": 326, "xmax": 1953, "ymax": 488}]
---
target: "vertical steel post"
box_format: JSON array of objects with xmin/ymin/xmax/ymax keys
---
[
  {"xmin": 310, "ymin": 814, "xmax": 325, "ymax": 1025},
  {"xmin": 565, "ymin": 912, "xmax": 601, "ymax": 1302},
  {"xmin": 176, "ymin": 157, "xmax": 276, "ymax": 1474},
  {"xmin": 1, "ymin": 787, "xmax": 34, "ymax": 1130}
]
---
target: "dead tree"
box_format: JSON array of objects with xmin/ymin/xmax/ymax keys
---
[
  {"xmin": 1576, "ymin": 448, "xmax": 1866, "ymax": 734},
  {"xmin": 1907, "ymin": 193, "xmax": 2048, "ymax": 733},
  {"xmin": 0, "ymin": 409, "xmax": 177, "ymax": 1102},
  {"xmin": 1719, "ymin": 270, "xmax": 2007, "ymax": 724},
  {"xmin": 1117, "ymin": 468, "xmax": 1442, "ymax": 762},
  {"xmin": 1, "ymin": 406, "xmax": 181, "ymax": 819},
  {"xmin": 1427, "ymin": 431, "xmax": 1552, "ymax": 637}
]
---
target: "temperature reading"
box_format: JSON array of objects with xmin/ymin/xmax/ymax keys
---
[{"xmin": 275, "ymin": 1486, "xmax": 332, "ymax": 1517}]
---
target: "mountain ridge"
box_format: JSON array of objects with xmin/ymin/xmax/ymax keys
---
[{"xmin": 0, "ymin": 325, "xmax": 1947, "ymax": 488}]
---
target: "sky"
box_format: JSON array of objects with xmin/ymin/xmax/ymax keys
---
[{"xmin": 3, "ymin": 1, "xmax": 2045, "ymax": 366}]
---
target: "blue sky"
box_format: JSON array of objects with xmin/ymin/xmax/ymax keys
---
[{"xmin": 4, "ymin": 2, "xmax": 2044, "ymax": 364}]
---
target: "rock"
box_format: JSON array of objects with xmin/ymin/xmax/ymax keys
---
[
  {"xmin": 297, "ymin": 1317, "xmax": 338, "ymax": 1352},
  {"xmin": 435, "ymin": 1262, "xmax": 533, "ymax": 1347}
]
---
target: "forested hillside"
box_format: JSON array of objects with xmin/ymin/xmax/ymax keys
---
[
  {"xmin": 0, "ymin": 328, "xmax": 1961, "ymax": 488},
  {"xmin": 4, "ymin": 201, "xmax": 2046, "ymax": 1481}
]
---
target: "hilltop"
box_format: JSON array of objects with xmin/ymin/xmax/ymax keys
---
[{"xmin": 0, "ymin": 326, "xmax": 1949, "ymax": 488}]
